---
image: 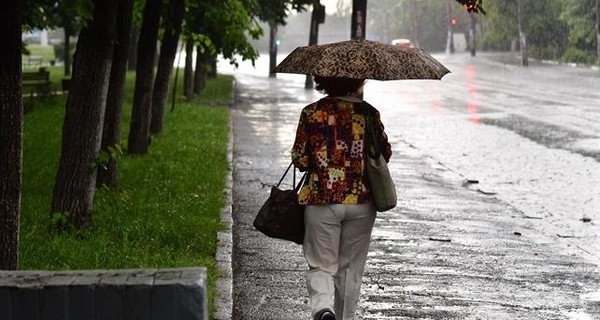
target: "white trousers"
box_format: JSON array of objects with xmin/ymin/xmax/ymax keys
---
[{"xmin": 303, "ymin": 203, "xmax": 376, "ymax": 320}]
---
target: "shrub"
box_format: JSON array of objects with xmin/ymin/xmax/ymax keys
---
[{"xmin": 561, "ymin": 47, "xmax": 596, "ymax": 65}]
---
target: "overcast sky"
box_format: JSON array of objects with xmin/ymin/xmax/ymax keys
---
[{"xmin": 321, "ymin": 0, "xmax": 351, "ymax": 14}]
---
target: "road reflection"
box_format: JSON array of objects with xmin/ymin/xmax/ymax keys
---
[{"xmin": 465, "ymin": 65, "xmax": 479, "ymax": 123}]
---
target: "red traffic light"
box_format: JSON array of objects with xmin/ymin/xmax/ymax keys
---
[
  {"xmin": 465, "ymin": 0, "xmax": 478, "ymax": 12},
  {"xmin": 451, "ymin": 18, "xmax": 457, "ymax": 26}
]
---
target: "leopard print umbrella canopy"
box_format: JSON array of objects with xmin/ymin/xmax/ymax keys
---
[{"xmin": 275, "ymin": 39, "xmax": 450, "ymax": 80}]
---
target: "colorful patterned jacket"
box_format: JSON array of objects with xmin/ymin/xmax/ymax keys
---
[{"xmin": 291, "ymin": 96, "xmax": 392, "ymax": 205}]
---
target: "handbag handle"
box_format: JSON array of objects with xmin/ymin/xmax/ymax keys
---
[{"xmin": 276, "ymin": 163, "xmax": 307, "ymax": 192}]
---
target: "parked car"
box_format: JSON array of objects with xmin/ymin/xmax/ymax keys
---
[{"xmin": 391, "ymin": 38, "xmax": 415, "ymax": 48}]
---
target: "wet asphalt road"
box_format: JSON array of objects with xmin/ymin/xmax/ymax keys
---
[
  {"xmin": 228, "ymin": 53, "xmax": 600, "ymax": 319},
  {"xmin": 365, "ymin": 52, "xmax": 600, "ymax": 263}
]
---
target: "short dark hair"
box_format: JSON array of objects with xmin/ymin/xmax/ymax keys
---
[{"xmin": 313, "ymin": 76, "xmax": 365, "ymax": 96}]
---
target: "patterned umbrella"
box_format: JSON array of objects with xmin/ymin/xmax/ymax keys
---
[{"xmin": 275, "ymin": 39, "xmax": 450, "ymax": 81}]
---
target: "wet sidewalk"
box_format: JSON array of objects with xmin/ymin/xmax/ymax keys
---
[{"xmin": 229, "ymin": 73, "xmax": 600, "ymax": 320}]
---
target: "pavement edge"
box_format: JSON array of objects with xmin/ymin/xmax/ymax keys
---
[{"xmin": 214, "ymin": 79, "xmax": 235, "ymax": 320}]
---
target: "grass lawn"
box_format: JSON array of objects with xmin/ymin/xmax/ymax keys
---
[
  {"xmin": 22, "ymin": 44, "xmax": 56, "ymax": 70},
  {"xmin": 19, "ymin": 69, "xmax": 232, "ymax": 316}
]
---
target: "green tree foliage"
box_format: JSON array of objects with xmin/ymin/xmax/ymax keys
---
[
  {"xmin": 560, "ymin": 0, "xmax": 598, "ymax": 63},
  {"xmin": 368, "ymin": 0, "xmax": 452, "ymax": 52},
  {"xmin": 22, "ymin": 0, "xmax": 92, "ymax": 29},
  {"xmin": 480, "ymin": 0, "xmax": 568, "ymax": 60},
  {"xmin": 455, "ymin": 0, "xmax": 486, "ymax": 14},
  {"xmin": 255, "ymin": 0, "xmax": 312, "ymax": 25},
  {"xmin": 206, "ymin": 0, "xmax": 262, "ymax": 66},
  {"xmin": 478, "ymin": 0, "xmax": 516, "ymax": 50},
  {"xmin": 185, "ymin": 0, "xmax": 262, "ymax": 67}
]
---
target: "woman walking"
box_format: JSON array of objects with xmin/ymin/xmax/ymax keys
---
[{"xmin": 291, "ymin": 76, "xmax": 392, "ymax": 320}]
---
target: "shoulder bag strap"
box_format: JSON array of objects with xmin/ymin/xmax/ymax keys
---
[
  {"xmin": 277, "ymin": 162, "xmax": 308, "ymax": 192},
  {"xmin": 360, "ymin": 102, "xmax": 382, "ymax": 159}
]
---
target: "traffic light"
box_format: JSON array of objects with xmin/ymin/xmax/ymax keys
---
[
  {"xmin": 465, "ymin": 0, "xmax": 478, "ymax": 12},
  {"xmin": 451, "ymin": 18, "xmax": 457, "ymax": 26}
]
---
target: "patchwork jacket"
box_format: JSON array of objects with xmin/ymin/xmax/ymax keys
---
[{"xmin": 291, "ymin": 96, "xmax": 392, "ymax": 205}]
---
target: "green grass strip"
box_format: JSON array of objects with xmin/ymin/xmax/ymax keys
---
[{"xmin": 20, "ymin": 72, "xmax": 232, "ymax": 316}]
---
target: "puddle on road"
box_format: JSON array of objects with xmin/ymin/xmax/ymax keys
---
[
  {"xmin": 565, "ymin": 311, "xmax": 596, "ymax": 320},
  {"xmin": 580, "ymin": 290, "xmax": 600, "ymax": 302}
]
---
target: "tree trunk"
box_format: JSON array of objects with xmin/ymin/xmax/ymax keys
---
[
  {"xmin": 183, "ymin": 40, "xmax": 194, "ymax": 101},
  {"xmin": 64, "ymin": 26, "xmax": 72, "ymax": 76},
  {"xmin": 128, "ymin": 26, "xmax": 139, "ymax": 71},
  {"xmin": 410, "ymin": 0, "xmax": 420, "ymax": 47},
  {"xmin": 97, "ymin": 0, "xmax": 134, "ymax": 188},
  {"xmin": 51, "ymin": 0, "xmax": 119, "ymax": 230},
  {"xmin": 210, "ymin": 56, "xmax": 217, "ymax": 78},
  {"xmin": 268, "ymin": 20, "xmax": 278, "ymax": 78},
  {"xmin": 596, "ymin": 0, "xmax": 600, "ymax": 76},
  {"xmin": 516, "ymin": 0, "xmax": 528, "ymax": 66},
  {"xmin": 128, "ymin": 0, "xmax": 162, "ymax": 154},
  {"xmin": 469, "ymin": 12, "xmax": 476, "ymax": 57},
  {"xmin": 150, "ymin": 0, "xmax": 185, "ymax": 135},
  {"xmin": 193, "ymin": 47, "xmax": 207, "ymax": 94},
  {"xmin": 445, "ymin": 0, "xmax": 455, "ymax": 54},
  {"xmin": 0, "ymin": 0, "xmax": 23, "ymax": 270}
]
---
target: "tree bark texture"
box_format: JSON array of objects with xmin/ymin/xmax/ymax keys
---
[
  {"xmin": 210, "ymin": 57, "xmax": 217, "ymax": 78},
  {"xmin": 97, "ymin": 0, "xmax": 134, "ymax": 188},
  {"xmin": 64, "ymin": 26, "xmax": 72, "ymax": 77},
  {"xmin": 469, "ymin": 12, "xmax": 477, "ymax": 57},
  {"xmin": 150, "ymin": 0, "xmax": 185, "ymax": 135},
  {"xmin": 51, "ymin": 0, "xmax": 119, "ymax": 229},
  {"xmin": 0, "ymin": 0, "xmax": 23, "ymax": 270},
  {"xmin": 128, "ymin": 26, "xmax": 139, "ymax": 71},
  {"xmin": 193, "ymin": 47, "xmax": 207, "ymax": 94},
  {"xmin": 184, "ymin": 40, "xmax": 194, "ymax": 101},
  {"xmin": 128, "ymin": 0, "xmax": 162, "ymax": 154},
  {"xmin": 516, "ymin": 0, "xmax": 528, "ymax": 66},
  {"xmin": 596, "ymin": 0, "xmax": 599, "ymax": 76}
]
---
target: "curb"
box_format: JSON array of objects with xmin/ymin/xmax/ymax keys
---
[{"xmin": 213, "ymin": 80, "xmax": 235, "ymax": 320}]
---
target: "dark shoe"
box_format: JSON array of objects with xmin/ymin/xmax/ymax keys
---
[{"xmin": 316, "ymin": 308, "xmax": 336, "ymax": 320}]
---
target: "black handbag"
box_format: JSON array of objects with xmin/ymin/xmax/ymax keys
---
[{"xmin": 253, "ymin": 163, "xmax": 307, "ymax": 244}]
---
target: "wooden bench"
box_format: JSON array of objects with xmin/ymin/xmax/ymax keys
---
[
  {"xmin": 22, "ymin": 68, "xmax": 51, "ymax": 97},
  {"xmin": 25, "ymin": 56, "xmax": 43, "ymax": 67}
]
